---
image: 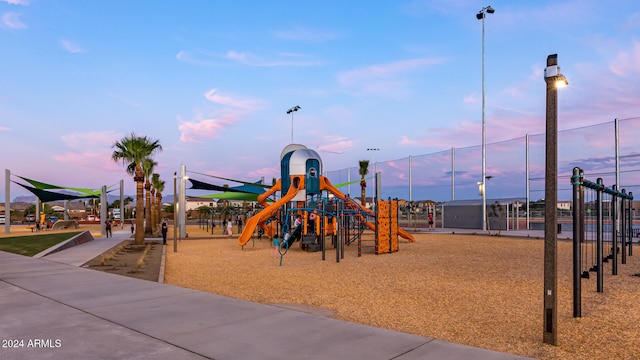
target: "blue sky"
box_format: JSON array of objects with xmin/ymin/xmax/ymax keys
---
[{"xmin": 2, "ymin": 0, "xmax": 640, "ymax": 202}]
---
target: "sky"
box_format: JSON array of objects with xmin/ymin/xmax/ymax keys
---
[{"xmin": 2, "ymin": 0, "xmax": 640, "ymax": 202}]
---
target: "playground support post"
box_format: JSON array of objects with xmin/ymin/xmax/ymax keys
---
[
  {"xmin": 571, "ymin": 167, "xmax": 582, "ymax": 317},
  {"xmin": 596, "ymin": 178, "xmax": 604, "ymax": 293}
]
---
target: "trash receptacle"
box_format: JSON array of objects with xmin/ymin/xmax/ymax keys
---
[{"xmin": 557, "ymin": 223, "xmax": 562, "ymax": 234}]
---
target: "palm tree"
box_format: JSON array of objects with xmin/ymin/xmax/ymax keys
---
[
  {"xmin": 123, "ymin": 196, "xmax": 133, "ymax": 219},
  {"xmin": 111, "ymin": 133, "xmax": 162, "ymax": 245},
  {"xmin": 142, "ymin": 158, "xmax": 157, "ymax": 236},
  {"xmin": 151, "ymin": 173, "xmax": 165, "ymax": 231},
  {"xmin": 358, "ymin": 160, "xmax": 369, "ymax": 208}
]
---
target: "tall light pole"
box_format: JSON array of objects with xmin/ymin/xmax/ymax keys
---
[
  {"xmin": 287, "ymin": 105, "xmax": 301, "ymax": 143},
  {"xmin": 477, "ymin": 5, "xmax": 494, "ymax": 232},
  {"xmin": 543, "ymin": 53, "xmax": 568, "ymax": 346}
]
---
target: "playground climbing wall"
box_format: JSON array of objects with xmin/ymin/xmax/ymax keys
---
[{"xmin": 376, "ymin": 199, "xmax": 399, "ymax": 254}]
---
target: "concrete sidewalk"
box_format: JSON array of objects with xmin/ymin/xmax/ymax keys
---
[{"xmin": 0, "ymin": 231, "xmax": 533, "ymax": 360}]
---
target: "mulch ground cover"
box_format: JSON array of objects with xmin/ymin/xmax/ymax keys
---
[{"xmin": 83, "ymin": 240, "xmax": 163, "ymax": 282}]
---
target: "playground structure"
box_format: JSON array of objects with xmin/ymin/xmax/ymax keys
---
[
  {"xmin": 571, "ymin": 167, "xmax": 634, "ymax": 318},
  {"xmin": 238, "ymin": 144, "xmax": 414, "ymax": 262}
]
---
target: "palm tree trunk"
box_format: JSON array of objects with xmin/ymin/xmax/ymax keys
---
[
  {"xmin": 156, "ymin": 192, "xmax": 162, "ymax": 225},
  {"xmin": 134, "ymin": 173, "xmax": 145, "ymax": 245},
  {"xmin": 150, "ymin": 189, "xmax": 157, "ymax": 233},
  {"xmin": 144, "ymin": 181, "xmax": 152, "ymax": 236}
]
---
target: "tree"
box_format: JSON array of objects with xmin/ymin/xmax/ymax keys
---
[
  {"xmin": 111, "ymin": 133, "xmax": 162, "ymax": 245},
  {"xmin": 358, "ymin": 160, "xmax": 369, "ymax": 208},
  {"xmin": 141, "ymin": 157, "xmax": 157, "ymax": 236},
  {"xmin": 151, "ymin": 173, "xmax": 165, "ymax": 231}
]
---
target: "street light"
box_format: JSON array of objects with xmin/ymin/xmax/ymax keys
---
[
  {"xmin": 287, "ymin": 105, "xmax": 301, "ymax": 143},
  {"xmin": 543, "ymin": 53, "xmax": 568, "ymax": 346},
  {"xmin": 477, "ymin": 5, "xmax": 495, "ymax": 232}
]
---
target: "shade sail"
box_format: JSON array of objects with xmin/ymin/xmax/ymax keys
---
[{"xmin": 14, "ymin": 182, "xmax": 100, "ymax": 202}]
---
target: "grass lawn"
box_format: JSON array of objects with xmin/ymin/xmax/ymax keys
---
[{"xmin": 0, "ymin": 232, "xmax": 81, "ymax": 257}]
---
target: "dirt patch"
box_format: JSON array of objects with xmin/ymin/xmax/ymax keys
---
[{"xmin": 84, "ymin": 240, "xmax": 163, "ymax": 282}]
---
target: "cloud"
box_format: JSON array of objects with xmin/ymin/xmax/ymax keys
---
[
  {"xmin": 463, "ymin": 93, "xmax": 478, "ymax": 103},
  {"xmin": 53, "ymin": 151, "xmax": 121, "ymax": 172},
  {"xmin": 272, "ymin": 26, "xmax": 339, "ymax": 42},
  {"xmin": 176, "ymin": 50, "xmax": 218, "ymax": 66},
  {"xmin": 337, "ymin": 57, "xmax": 445, "ymax": 96},
  {"xmin": 1, "ymin": 12, "xmax": 27, "ymax": 29},
  {"xmin": 609, "ymin": 41, "xmax": 640, "ymax": 76},
  {"xmin": 204, "ymin": 89, "xmax": 263, "ymax": 110},
  {"xmin": 55, "ymin": 131, "xmax": 123, "ymax": 171},
  {"xmin": 1, "ymin": 0, "xmax": 29, "ymax": 5},
  {"xmin": 315, "ymin": 136, "xmax": 353, "ymax": 154},
  {"xmin": 0, "ymin": 125, "xmax": 11, "ymax": 131},
  {"xmin": 60, "ymin": 39, "xmax": 86, "ymax": 53},
  {"xmin": 177, "ymin": 49, "xmax": 323, "ymax": 67},
  {"xmin": 178, "ymin": 114, "xmax": 239, "ymax": 142},
  {"xmin": 224, "ymin": 50, "xmax": 322, "ymax": 67}
]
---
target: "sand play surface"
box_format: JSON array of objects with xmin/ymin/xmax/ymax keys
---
[{"xmin": 165, "ymin": 229, "xmax": 640, "ymax": 360}]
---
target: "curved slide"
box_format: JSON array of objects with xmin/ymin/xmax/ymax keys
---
[
  {"xmin": 319, "ymin": 176, "xmax": 415, "ymax": 242},
  {"xmin": 238, "ymin": 181, "xmax": 300, "ymax": 247}
]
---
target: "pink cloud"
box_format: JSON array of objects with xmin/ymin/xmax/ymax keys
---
[
  {"xmin": 315, "ymin": 136, "xmax": 353, "ymax": 154},
  {"xmin": 609, "ymin": 42, "xmax": 640, "ymax": 76},
  {"xmin": 178, "ymin": 114, "xmax": 238, "ymax": 142},
  {"xmin": 53, "ymin": 152, "xmax": 120, "ymax": 172},
  {"xmin": 2, "ymin": 12, "xmax": 26, "ymax": 29},
  {"xmin": 60, "ymin": 39, "xmax": 86, "ymax": 53},
  {"xmin": 2, "ymin": 0, "xmax": 29, "ymax": 5},
  {"xmin": 338, "ymin": 57, "xmax": 445, "ymax": 86},
  {"xmin": 204, "ymin": 89, "xmax": 263, "ymax": 110},
  {"xmin": 0, "ymin": 125, "xmax": 11, "ymax": 131},
  {"xmin": 224, "ymin": 50, "xmax": 322, "ymax": 67},
  {"xmin": 61, "ymin": 131, "xmax": 121, "ymax": 149}
]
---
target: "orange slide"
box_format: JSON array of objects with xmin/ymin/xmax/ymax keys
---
[
  {"xmin": 319, "ymin": 176, "xmax": 415, "ymax": 242},
  {"xmin": 238, "ymin": 180, "xmax": 300, "ymax": 247}
]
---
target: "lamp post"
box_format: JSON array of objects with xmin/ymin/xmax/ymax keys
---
[
  {"xmin": 367, "ymin": 148, "xmax": 380, "ymax": 207},
  {"xmin": 287, "ymin": 105, "xmax": 301, "ymax": 143},
  {"xmin": 477, "ymin": 5, "xmax": 494, "ymax": 232},
  {"xmin": 542, "ymin": 53, "xmax": 568, "ymax": 346}
]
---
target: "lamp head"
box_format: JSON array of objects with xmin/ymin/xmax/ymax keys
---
[
  {"xmin": 555, "ymin": 76, "xmax": 569, "ymax": 88},
  {"xmin": 476, "ymin": 12, "xmax": 483, "ymax": 19},
  {"xmin": 486, "ymin": 6, "xmax": 495, "ymax": 14}
]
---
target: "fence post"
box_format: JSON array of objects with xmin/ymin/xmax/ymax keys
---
[
  {"xmin": 629, "ymin": 192, "xmax": 633, "ymax": 256},
  {"xmin": 596, "ymin": 178, "xmax": 604, "ymax": 293},
  {"xmin": 571, "ymin": 167, "xmax": 582, "ymax": 317},
  {"xmin": 612, "ymin": 185, "xmax": 618, "ymax": 276},
  {"xmin": 622, "ymin": 189, "xmax": 627, "ymax": 265}
]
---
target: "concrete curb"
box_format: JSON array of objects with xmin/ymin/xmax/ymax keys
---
[
  {"xmin": 158, "ymin": 244, "xmax": 166, "ymax": 283},
  {"xmin": 33, "ymin": 230, "xmax": 94, "ymax": 258}
]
